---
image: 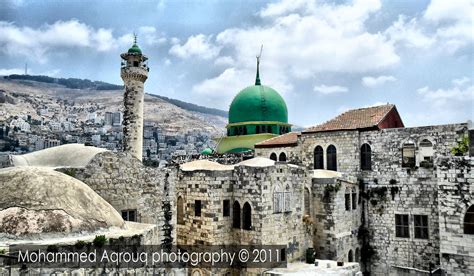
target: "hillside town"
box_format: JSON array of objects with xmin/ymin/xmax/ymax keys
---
[{"xmin": 0, "ymin": 85, "xmax": 216, "ymax": 165}]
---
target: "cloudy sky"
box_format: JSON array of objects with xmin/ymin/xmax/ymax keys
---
[{"xmin": 0, "ymin": 0, "xmax": 472, "ymax": 127}]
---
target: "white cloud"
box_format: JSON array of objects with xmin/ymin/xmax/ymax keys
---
[
  {"xmin": 452, "ymin": 76, "xmax": 470, "ymax": 87},
  {"xmin": 214, "ymin": 56, "xmax": 235, "ymax": 66},
  {"xmin": 415, "ymin": 78, "xmax": 474, "ymax": 124},
  {"xmin": 417, "ymin": 78, "xmax": 474, "ymax": 107},
  {"xmin": 0, "ymin": 20, "xmax": 116, "ymax": 63},
  {"xmin": 362, "ymin": 75, "xmax": 396, "ymax": 87},
  {"xmin": 259, "ymin": 0, "xmax": 317, "ymax": 17},
  {"xmin": 192, "ymin": 67, "xmax": 292, "ymax": 108},
  {"xmin": 313, "ymin": 84, "xmax": 348, "ymax": 94},
  {"xmin": 425, "ymin": 0, "xmax": 473, "ymax": 53},
  {"xmin": 215, "ymin": 0, "xmax": 398, "ymax": 80},
  {"xmin": 0, "ymin": 20, "xmax": 166, "ymax": 63},
  {"xmin": 385, "ymin": 16, "xmax": 434, "ymax": 49},
  {"xmin": 0, "ymin": 68, "xmax": 24, "ymax": 75},
  {"xmin": 137, "ymin": 26, "xmax": 167, "ymax": 46},
  {"xmin": 189, "ymin": 0, "xmax": 399, "ymax": 107},
  {"xmin": 424, "ymin": 0, "xmax": 472, "ymax": 23},
  {"xmin": 156, "ymin": 0, "xmax": 166, "ymax": 12},
  {"xmin": 169, "ymin": 34, "xmax": 221, "ymax": 60},
  {"xmin": 192, "ymin": 68, "xmax": 250, "ymax": 108},
  {"xmin": 0, "ymin": 67, "xmax": 60, "ymax": 76},
  {"xmin": 383, "ymin": 0, "xmax": 473, "ymax": 54}
]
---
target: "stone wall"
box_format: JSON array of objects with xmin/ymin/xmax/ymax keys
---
[
  {"xmin": 297, "ymin": 123, "xmax": 469, "ymax": 274},
  {"xmin": 357, "ymin": 124, "xmax": 467, "ymax": 275},
  {"xmin": 66, "ymin": 151, "xmax": 176, "ymax": 247},
  {"xmin": 255, "ymin": 145, "xmax": 302, "ymax": 165},
  {"xmin": 175, "ymin": 163, "xmax": 311, "ymax": 263},
  {"xmin": 299, "ymin": 130, "xmax": 359, "ymax": 173},
  {"xmin": 437, "ymin": 156, "xmax": 474, "ymax": 275},
  {"xmin": 311, "ymin": 176, "xmax": 362, "ymax": 262}
]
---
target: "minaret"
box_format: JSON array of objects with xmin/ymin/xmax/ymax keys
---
[{"xmin": 120, "ymin": 35, "xmax": 149, "ymax": 161}]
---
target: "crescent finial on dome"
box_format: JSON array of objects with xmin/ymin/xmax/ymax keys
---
[{"xmin": 255, "ymin": 45, "xmax": 263, "ymax": 85}]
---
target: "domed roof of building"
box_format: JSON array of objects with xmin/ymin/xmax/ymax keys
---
[
  {"xmin": 228, "ymin": 56, "xmax": 288, "ymax": 124},
  {"xmin": 128, "ymin": 43, "xmax": 142, "ymax": 54},
  {"xmin": 201, "ymin": 148, "xmax": 213, "ymax": 155},
  {"xmin": 11, "ymin": 144, "xmax": 107, "ymax": 168},
  {"xmin": 127, "ymin": 34, "xmax": 142, "ymax": 54},
  {"xmin": 0, "ymin": 167, "xmax": 124, "ymax": 236}
]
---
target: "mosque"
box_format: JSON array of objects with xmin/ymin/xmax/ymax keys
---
[
  {"xmin": 0, "ymin": 39, "xmax": 473, "ymax": 276},
  {"xmin": 214, "ymin": 55, "xmax": 291, "ymax": 154}
]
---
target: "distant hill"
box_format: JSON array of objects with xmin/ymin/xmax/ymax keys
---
[
  {"xmin": 148, "ymin": 94, "xmax": 227, "ymax": 118},
  {"xmin": 3, "ymin": 74, "xmax": 228, "ymax": 118},
  {"xmin": 0, "ymin": 77, "xmax": 227, "ymax": 136}
]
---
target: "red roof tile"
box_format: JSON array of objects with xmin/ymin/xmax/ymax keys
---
[
  {"xmin": 303, "ymin": 104, "xmax": 399, "ymax": 133},
  {"xmin": 255, "ymin": 132, "xmax": 299, "ymax": 148}
]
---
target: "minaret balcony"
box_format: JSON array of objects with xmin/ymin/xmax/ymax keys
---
[{"xmin": 120, "ymin": 66, "xmax": 148, "ymax": 81}]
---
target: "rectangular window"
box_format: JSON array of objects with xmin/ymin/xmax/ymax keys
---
[
  {"xmin": 223, "ymin": 200, "xmax": 230, "ymax": 217},
  {"xmin": 284, "ymin": 192, "xmax": 292, "ymax": 212},
  {"xmin": 345, "ymin": 193, "xmax": 351, "ymax": 211},
  {"xmin": 402, "ymin": 144, "xmax": 416, "ymax": 168},
  {"xmin": 395, "ymin": 214, "xmax": 410, "ymax": 238},
  {"xmin": 274, "ymin": 192, "xmax": 284, "ymax": 213},
  {"xmin": 121, "ymin": 209, "xmax": 137, "ymax": 222},
  {"xmin": 414, "ymin": 215, "xmax": 429, "ymax": 239},
  {"xmin": 352, "ymin": 192, "xmax": 357, "ymax": 210},
  {"xmin": 195, "ymin": 200, "xmax": 202, "ymax": 217}
]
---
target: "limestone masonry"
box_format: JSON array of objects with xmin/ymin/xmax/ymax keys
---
[{"xmin": 1, "ymin": 41, "xmax": 473, "ymax": 276}]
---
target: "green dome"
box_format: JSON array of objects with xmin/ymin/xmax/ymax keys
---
[
  {"xmin": 228, "ymin": 85, "xmax": 288, "ymax": 124},
  {"xmin": 201, "ymin": 148, "xmax": 213, "ymax": 155},
  {"xmin": 128, "ymin": 43, "xmax": 142, "ymax": 54}
]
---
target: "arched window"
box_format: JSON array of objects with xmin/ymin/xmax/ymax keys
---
[
  {"xmin": 464, "ymin": 205, "xmax": 474, "ymax": 234},
  {"xmin": 360, "ymin": 143, "xmax": 372, "ymax": 170},
  {"xmin": 177, "ymin": 196, "xmax": 184, "ymax": 225},
  {"xmin": 279, "ymin": 152, "xmax": 287, "ymax": 162},
  {"xmin": 327, "ymin": 145, "xmax": 337, "ymax": 171},
  {"xmin": 314, "ymin": 146, "xmax": 324, "ymax": 169},
  {"xmin": 256, "ymin": 125, "xmax": 261, "ymax": 134},
  {"xmin": 243, "ymin": 202, "xmax": 252, "ymax": 230},
  {"xmin": 270, "ymin": 152, "xmax": 277, "ymax": 161},
  {"xmin": 419, "ymin": 139, "xmax": 434, "ymax": 166},
  {"xmin": 304, "ymin": 188, "xmax": 310, "ymax": 216},
  {"xmin": 243, "ymin": 126, "xmax": 247, "ymax": 135},
  {"xmin": 348, "ymin": 249, "xmax": 353, "ymax": 262},
  {"xmin": 402, "ymin": 141, "xmax": 416, "ymax": 167},
  {"xmin": 355, "ymin": 248, "xmax": 360, "ymax": 262},
  {"xmin": 233, "ymin": 201, "xmax": 241, "ymax": 229}
]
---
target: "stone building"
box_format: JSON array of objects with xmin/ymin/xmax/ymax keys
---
[{"xmin": 254, "ymin": 104, "xmax": 474, "ymax": 275}]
